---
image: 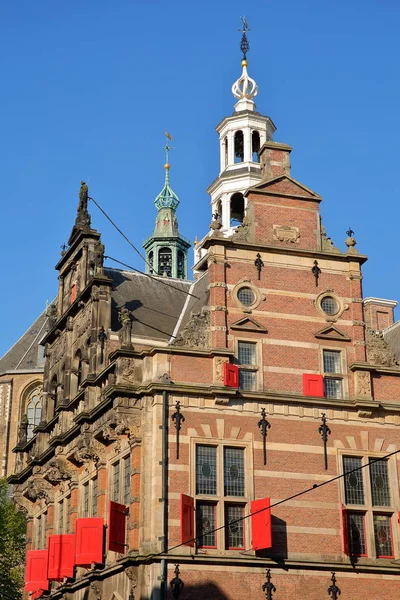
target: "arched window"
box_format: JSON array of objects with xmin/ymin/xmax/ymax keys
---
[
  {"xmin": 224, "ymin": 136, "xmax": 228, "ymax": 166},
  {"xmin": 234, "ymin": 131, "xmax": 244, "ymax": 163},
  {"xmin": 230, "ymin": 193, "xmax": 245, "ymax": 226},
  {"xmin": 252, "ymin": 131, "xmax": 261, "ymax": 162},
  {"xmin": 177, "ymin": 250, "xmax": 185, "ymax": 279},
  {"xmin": 26, "ymin": 387, "xmax": 42, "ymax": 440},
  {"xmin": 148, "ymin": 251, "xmax": 154, "ymax": 274},
  {"xmin": 159, "ymin": 247, "xmax": 172, "ymax": 277}
]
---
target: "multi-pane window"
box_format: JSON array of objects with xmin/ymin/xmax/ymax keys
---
[
  {"xmin": 80, "ymin": 478, "xmax": 97, "ymax": 518},
  {"xmin": 111, "ymin": 455, "xmax": 132, "ymax": 506},
  {"xmin": 195, "ymin": 445, "xmax": 246, "ymax": 550},
  {"xmin": 57, "ymin": 496, "xmax": 71, "ymax": 534},
  {"xmin": 237, "ymin": 341, "xmax": 258, "ymax": 392},
  {"xmin": 26, "ymin": 387, "xmax": 42, "ymax": 440},
  {"xmin": 35, "ymin": 512, "xmax": 47, "ymax": 549},
  {"xmin": 323, "ymin": 350, "xmax": 343, "ymax": 399},
  {"xmin": 92, "ymin": 477, "xmax": 98, "ymax": 516},
  {"xmin": 342, "ymin": 455, "xmax": 396, "ymax": 559}
]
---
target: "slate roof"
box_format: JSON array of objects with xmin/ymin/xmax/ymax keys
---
[
  {"xmin": 0, "ymin": 311, "xmax": 48, "ymax": 373},
  {"xmin": 383, "ymin": 321, "xmax": 400, "ymax": 362},
  {"xmin": 0, "ymin": 270, "xmax": 209, "ymax": 370},
  {"xmin": 107, "ymin": 268, "xmax": 194, "ymax": 342},
  {"xmin": 172, "ymin": 271, "xmax": 209, "ymax": 340}
]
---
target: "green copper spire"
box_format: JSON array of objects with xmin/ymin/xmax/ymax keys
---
[{"xmin": 154, "ymin": 141, "xmax": 180, "ymax": 211}]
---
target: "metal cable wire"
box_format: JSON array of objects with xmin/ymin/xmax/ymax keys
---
[
  {"xmin": 104, "ymin": 255, "xmax": 199, "ymax": 299},
  {"xmin": 149, "ymin": 448, "xmax": 400, "ymax": 558}
]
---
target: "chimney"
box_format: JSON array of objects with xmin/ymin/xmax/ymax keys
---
[
  {"xmin": 259, "ymin": 141, "xmax": 292, "ymax": 182},
  {"xmin": 363, "ymin": 297, "xmax": 397, "ymax": 331}
]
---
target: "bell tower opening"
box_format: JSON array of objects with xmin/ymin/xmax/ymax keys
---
[
  {"xmin": 234, "ymin": 130, "xmax": 244, "ymax": 163},
  {"xmin": 230, "ymin": 192, "xmax": 245, "ymax": 226},
  {"xmin": 252, "ymin": 130, "xmax": 261, "ymax": 162},
  {"xmin": 159, "ymin": 247, "xmax": 172, "ymax": 277}
]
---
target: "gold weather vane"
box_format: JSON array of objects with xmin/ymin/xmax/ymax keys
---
[{"xmin": 165, "ymin": 130, "xmax": 173, "ymax": 141}]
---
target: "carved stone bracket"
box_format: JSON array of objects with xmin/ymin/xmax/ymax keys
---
[
  {"xmin": 44, "ymin": 459, "xmax": 73, "ymax": 486},
  {"xmin": 96, "ymin": 409, "xmax": 141, "ymax": 446},
  {"xmin": 23, "ymin": 478, "xmax": 52, "ymax": 504}
]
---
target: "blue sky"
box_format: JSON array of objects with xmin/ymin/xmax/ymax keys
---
[{"xmin": 1, "ymin": 0, "xmax": 400, "ymax": 357}]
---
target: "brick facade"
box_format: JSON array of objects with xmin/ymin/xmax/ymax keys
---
[{"xmin": 7, "ymin": 63, "xmax": 400, "ymax": 600}]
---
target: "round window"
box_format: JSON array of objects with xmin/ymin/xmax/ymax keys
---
[
  {"xmin": 320, "ymin": 296, "xmax": 339, "ymax": 315},
  {"xmin": 237, "ymin": 287, "xmax": 255, "ymax": 306}
]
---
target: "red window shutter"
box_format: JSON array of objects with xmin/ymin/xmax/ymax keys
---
[
  {"xmin": 108, "ymin": 501, "xmax": 127, "ymax": 553},
  {"xmin": 223, "ymin": 363, "xmax": 239, "ymax": 388},
  {"xmin": 24, "ymin": 550, "xmax": 49, "ymax": 592},
  {"xmin": 32, "ymin": 590, "xmax": 46, "ymax": 600},
  {"xmin": 75, "ymin": 518, "xmax": 104, "ymax": 566},
  {"xmin": 303, "ymin": 374, "xmax": 324, "ymax": 397},
  {"xmin": 251, "ymin": 497, "xmax": 272, "ymax": 551},
  {"xmin": 180, "ymin": 494, "xmax": 195, "ymax": 547},
  {"xmin": 70, "ymin": 284, "xmax": 77, "ymax": 303},
  {"xmin": 48, "ymin": 534, "xmax": 75, "ymax": 579},
  {"xmin": 340, "ymin": 504, "xmax": 349, "ymax": 555}
]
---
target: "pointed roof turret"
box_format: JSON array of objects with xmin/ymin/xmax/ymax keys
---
[{"xmin": 154, "ymin": 144, "xmax": 180, "ymax": 211}]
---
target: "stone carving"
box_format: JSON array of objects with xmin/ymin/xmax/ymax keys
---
[
  {"xmin": 321, "ymin": 224, "xmax": 341, "ymax": 253},
  {"xmin": 24, "ymin": 479, "xmax": 51, "ymax": 503},
  {"xmin": 100, "ymin": 410, "xmax": 141, "ymax": 443},
  {"xmin": 273, "ymin": 224, "xmax": 300, "ymax": 243},
  {"xmin": 52, "ymin": 335, "xmax": 67, "ymax": 366},
  {"xmin": 231, "ymin": 214, "xmax": 251, "ymax": 242},
  {"xmin": 18, "ymin": 414, "xmax": 29, "ymax": 445},
  {"xmin": 118, "ymin": 308, "xmax": 133, "ymax": 348},
  {"xmin": 172, "ymin": 308, "xmax": 209, "ymax": 349},
  {"xmin": 126, "ymin": 567, "xmax": 138, "ymax": 600},
  {"xmin": 118, "ymin": 358, "xmax": 136, "ymax": 383},
  {"xmin": 214, "ymin": 357, "xmax": 229, "ymax": 384},
  {"xmin": 46, "ymin": 304, "xmax": 58, "ymax": 329},
  {"xmin": 355, "ymin": 371, "xmax": 372, "ymax": 398},
  {"xmin": 94, "ymin": 240, "xmax": 105, "ymax": 274},
  {"xmin": 366, "ymin": 329, "xmax": 399, "ymax": 367},
  {"xmin": 75, "ymin": 305, "xmax": 92, "ymax": 340},
  {"xmin": 44, "ymin": 459, "xmax": 73, "ymax": 485},
  {"xmin": 73, "ymin": 438, "xmax": 101, "ymax": 466},
  {"xmin": 209, "ymin": 213, "xmax": 222, "ymax": 230},
  {"xmin": 90, "ymin": 582, "xmax": 102, "ymax": 600}
]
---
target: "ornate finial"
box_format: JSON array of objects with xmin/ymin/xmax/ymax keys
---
[
  {"xmin": 60, "ymin": 243, "xmax": 67, "ymax": 256},
  {"xmin": 345, "ymin": 227, "xmax": 357, "ymax": 252},
  {"xmin": 70, "ymin": 181, "xmax": 91, "ymax": 244},
  {"xmin": 311, "ymin": 259, "xmax": 321, "ymax": 287},
  {"xmin": 170, "ymin": 564, "xmax": 184, "ymax": 600},
  {"xmin": 194, "ymin": 235, "xmax": 198, "ymax": 246},
  {"xmin": 155, "ymin": 135, "xmax": 180, "ymax": 211},
  {"xmin": 232, "ymin": 18, "xmax": 258, "ymax": 110},
  {"xmin": 328, "ymin": 572, "xmax": 341, "ymax": 599},
  {"xmin": 239, "ymin": 16, "xmax": 250, "ymax": 60},
  {"xmin": 262, "ymin": 569, "xmax": 276, "ymax": 600}
]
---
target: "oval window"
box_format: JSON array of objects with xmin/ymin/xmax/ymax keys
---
[
  {"xmin": 237, "ymin": 287, "xmax": 255, "ymax": 306},
  {"xmin": 321, "ymin": 296, "xmax": 339, "ymax": 315}
]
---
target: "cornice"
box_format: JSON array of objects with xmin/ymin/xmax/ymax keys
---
[
  {"xmin": 350, "ymin": 362, "xmax": 400, "ymax": 376},
  {"xmin": 202, "ymin": 237, "xmax": 368, "ymax": 265}
]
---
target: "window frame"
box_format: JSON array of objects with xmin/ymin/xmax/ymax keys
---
[
  {"xmin": 80, "ymin": 476, "xmax": 98, "ymax": 518},
  {"xmin": 110, "ymin": 454, "xmax": 132, "ymax": 506},
  {"xmin": 339, "ymin": 450, "xmax": 399, "ymax": 560},
  {"xmin": 34, "ymin": 510, "xmax": 47, "ymax": 550},
  {"xmin": 56, "ymin": 494, "xmax": 71, "ymax": 534},
  {"xmin": 235, "ymin": 338, "xmax": 261, "ymax": 392},
  {"xmin": 191, "ymin": 439, "xmax": 253, "ymax": 553},
  {"xmin": 320, "ymin": 347, "xmax": 347, "ymax": 399}
]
